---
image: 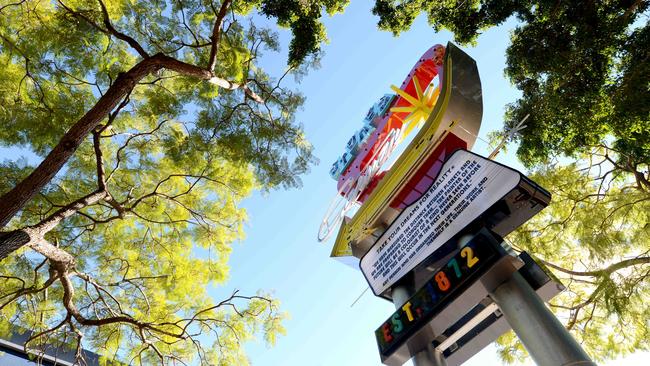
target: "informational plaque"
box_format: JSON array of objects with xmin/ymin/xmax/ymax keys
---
[{"xmin": 360, "ymin": 150, "xmax": 521, "ymax": 296}]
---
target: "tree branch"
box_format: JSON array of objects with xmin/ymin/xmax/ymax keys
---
[
  {"xmin": 57, "ymin": 0, "xmax": 149, "ymax": 59},
  {"xmin": 208, "ymin": 0, "xmax": 232, "ymax": 71},
  {"xmin": 0, "ymin": 52, "xmax": 262, "ymax": 257},
  {"xmin": 0, "ymin": 0, "xmax": 26, "ymax": 14},
  {"xmin": 541, "ymin": 256, "xmax": 650, "ymax": 277},
  {"xmin": 97, "ymin": 0, "xmax": 149, "ymax": 58},
  {"xmin": 0, "ymin": 54, "xmax": 166, "ymax": 232},
  {"xmin": 92, "ymin": 132, "xmax": 106, "ymax": 191}
]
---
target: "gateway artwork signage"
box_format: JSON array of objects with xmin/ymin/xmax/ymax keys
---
[{"xmin": 360, "ymin": 150, "xmax": 522, "ymax": 296}]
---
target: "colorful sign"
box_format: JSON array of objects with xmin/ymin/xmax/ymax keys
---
[
  {"xmin": 360, "ymin": 150, "xmax": 522, "ymax": 295},
  {"xmin": 319, "ymin": 44, "xmax": 453, "ymax": 242},
  {"xmin": 329, "ymin": 132, "xmax": 468, "ymax": 259},
  {"xmin": 323, "ymin": 43, "xmax": 484, "ymax": 256},
  {"xmin": 375, "ymin": 233, "xmax": 501, "ymax": 357},
  {"xmin": 334, "ymin": 45, "xmax": 445, "ymax": 201},
  {"xmin": 329, "ymin": 95, "xmax": 394, "ymax": 180}
]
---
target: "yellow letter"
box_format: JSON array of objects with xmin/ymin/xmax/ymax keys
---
[{"xmin": 402, "ymin": 302, "xmax": 414, "ymax": 321}]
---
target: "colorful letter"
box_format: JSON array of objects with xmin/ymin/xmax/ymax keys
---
[
  {"xmin": 391, "ymin": 313, "xmax": 403, "ymax": 333},
  {"xmin": 382, "ymin": 322, "xmax": 393, "ymax": 343},
  {"xmin": 402, "ymin": 302, "xmax": 414, "ymax": 322}
]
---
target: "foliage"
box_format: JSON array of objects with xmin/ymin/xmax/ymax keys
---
[
  {"xmin": 372, "ymin": 1, "xmax": 649, "ymax": 362},
  {"xmin": 372, "ymin": 0, "xmax": 650, "ymax": 188},
  {"xmin": 500, "ymin": 148, "xmax": 649, "ymax": 362},
  {"xmin": 0, "ymin": 0, "xmax": 348, "ymax": 364}
]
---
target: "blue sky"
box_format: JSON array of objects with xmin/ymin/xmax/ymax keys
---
[
  {"xmin": 218, "ymin": 2, "xmax": 649, "ymax": 366},
  {"xmin": 0, "ymin": 1, "xmax": 645, "ymax": 365}
]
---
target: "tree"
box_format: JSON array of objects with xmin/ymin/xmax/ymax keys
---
[
  {"xmin": 371, "ymin": 0, "xmax": 649, "ymax": 362},
  {"xmin": 0, "ymin": 0, "xmax": 347, "ymax": 364},
  {"xmin": 372, "ymin": 0, "xmax": 649, "ymax": 188},
  {"xmin": 499, "ymin": 149, "xmax": 649, "ymax": 362}
]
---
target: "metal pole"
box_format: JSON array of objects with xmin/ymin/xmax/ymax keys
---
[{"xmin": 489, "ymin": 272, "xmax": 596, "ymax": 366}]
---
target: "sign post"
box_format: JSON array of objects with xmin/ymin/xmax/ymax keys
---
[
  {"xmin": 391, "ymin": 283, "xmax": 446, "ymax": 366},
  {"xmin": 489, "ymin": 272, "xmax": 596, "ymax": 366},
  {"xmin": 377, "ymin": 229, "xmax": 521, "ymax": 366},
  {"xmin": 391, "ymin": 230, "xmax": 473, "ymax": 366}
]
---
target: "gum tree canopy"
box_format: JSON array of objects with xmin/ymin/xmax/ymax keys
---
[
  {"xmin": 373, "ymin": 0, "xmax": 650, "ymax": 362},
  {"xmin": 0, "ymin": 0, "xmax": 346, "ymax": 364}
]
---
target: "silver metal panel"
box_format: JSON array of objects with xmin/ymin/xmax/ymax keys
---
[
  {"xmin": 380, "ymin": 254, "xmax": 523, "ymax": 366},
  {"xmin": 444, "ymin": 314, "xmax": 510, "ymax": 366},
  {"xmin": 379, "ymin": 251, "xmax": 564, "ymax": 366},
  {"xmin": 439, "ymin": 43, "xmax": 483, "ymax": 151}
]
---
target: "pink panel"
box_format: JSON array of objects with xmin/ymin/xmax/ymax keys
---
[
  {"xmin": 426, "ymin": 160, "xmax": 443, "ymax": 179},
  {"xmin": 403, "ymin": 190, "xmax": 422, "ymax": 207},
  {"xmin": 414, "ymin": 175, "xmax": 434, "ymax": 194}
]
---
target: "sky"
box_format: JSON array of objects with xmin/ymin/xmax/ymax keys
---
[
  {"xmin": 214, "ymin": 2, "xmax": 649, "ymax": 366},
  {"xmin": 0, "ymin": 2, "xmax": 646, "ymax": 366}
]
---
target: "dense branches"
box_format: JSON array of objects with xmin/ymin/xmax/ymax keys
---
[
  {"xmin": 0, "ymin": 104, "xmax": 286, "ymax": 363},
  {"xmin": 0, "ymin": 0, "xmax": 347, "ymax": 364},
  {"xmin": 0, "ymin": 0, "xmax": 347, "ymax": 229}
]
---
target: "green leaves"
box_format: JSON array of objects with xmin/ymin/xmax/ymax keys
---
[
  {"xmin": 501, "ymin": 2, "xmax": 648, "ymax": 171},
  {"xmin": 373, "ymin": 0, "xmax": 527, "ymax": 43},
  {"xmin": 259, "ymin": 0, "xmax": 348, "ymax": 66},
  {"xmin": 501, "ymin": 152, "xmax": 650, "ymax": 362},
  {"xmin": 372, "ymin": 1, "xmax": 649, "ymax": 185},
  {"xmin": 0, "ymin": 0, "xmax": 349, "ymax": 364}
]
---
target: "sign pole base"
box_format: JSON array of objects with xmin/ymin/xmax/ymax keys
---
[{"xmin": 489, "ymin": 272, "xmax": 596, "ymax": 366}]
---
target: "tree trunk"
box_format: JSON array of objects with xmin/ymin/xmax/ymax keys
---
[
  {"xmin": 0, "ymin": 230, "xmax": 31, "ymax": 260},
  {"xmin": 30, "ymin": 237, "xmax": 76, "ymax": 268},
  {"xmin": 0, "ymin": 190, "xmax": 107, "ymax": 260},
  {"xmin": 0, "ymin": 55, "xmax": 167, "ymax": 228},
  {"xmin": 0, "ymin": 227, "xmax": 74, "ymax": 265}
]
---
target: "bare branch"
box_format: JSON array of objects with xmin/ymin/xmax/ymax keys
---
[
  {"xmin": 0, "ymin": 0, "xmax": 26, "ymax": 14},
  {"xmin": 92, "ymin": 132, "xmax": 107, "ymax": 191},
  {"xmin": 57, "ymin": 0, "xmax": 149, "ymax": 59},
  {"xmin": 541, "ymin": 256, "xmax": 650, "ymax": 277}
]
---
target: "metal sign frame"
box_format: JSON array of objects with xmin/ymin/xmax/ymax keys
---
[
  {"xmin": 375, "ymin": 230, "xmax": 506, "ymax": 357},
  {"xmin": 377, "ymin": 230, "xmax": 565, "ymax": 366},
  {"xmin": 330, "ymin": 42, "xmax": 483, "ymax": 259}
]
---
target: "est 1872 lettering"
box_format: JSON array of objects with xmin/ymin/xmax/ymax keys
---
[{"xmin": 375, "ymin": 239, "xmax": 496, "ymax": 356}]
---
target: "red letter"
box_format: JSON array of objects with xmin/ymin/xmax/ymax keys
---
[{"xmin": 382, "ymin": 323, "xmax": 393, "ymax": 343}]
